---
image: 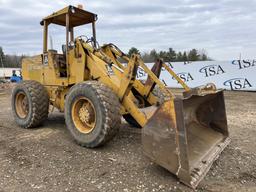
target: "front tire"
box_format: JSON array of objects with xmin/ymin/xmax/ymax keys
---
[
  {"xmin": 65, "ymin": 81, "xmax": 121, "ymax": 148},
  {"xmin": 11, "ymin": 80, "xmax": 49, "ymax": 128}
]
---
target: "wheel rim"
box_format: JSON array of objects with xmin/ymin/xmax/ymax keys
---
[
  {"xmin": 71, "ymin": 97, "xmax": 96, "ymax": 134},
  {"xmin": 15, "ymin": 92, "xmax": 29, "ymax": 118}
]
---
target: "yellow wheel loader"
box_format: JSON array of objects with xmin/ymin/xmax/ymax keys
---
[{"xmin": 11, "ymin": 5, "xmax": 230, "ymax": 188}]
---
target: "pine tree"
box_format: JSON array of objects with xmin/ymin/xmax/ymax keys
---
[
  {"xmin": 182, "ymin": 51, "xmax": 188, "ymax": 61},
  {"xmin": 168, "ymin": 48, "xmax": 176, "ymax": 61},
  {"xmin": 128, "ymin": 47, "xmax": 140, "ymax": 57},
  {"xmin": 176, "ymin": 52, "xmax": 183, "ymax": 61},
  {"xmin": 188, "ymin": 49, "xmax": 200, "ymax": 61}
]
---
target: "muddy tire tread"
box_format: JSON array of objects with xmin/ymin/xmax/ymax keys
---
[
  {"xmin": 12, "ymin": 80, "xmax": 49, "ymax": 128},
  {"xmin": 65, "ymin": 81, "xmax": 121, "ymax": 148}
]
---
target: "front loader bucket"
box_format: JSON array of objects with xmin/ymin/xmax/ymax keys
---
[{"xmin": 142, "ymin": 90, "xmax": 230, "ymax": 188}]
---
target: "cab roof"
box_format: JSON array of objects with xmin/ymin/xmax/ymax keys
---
[{"xmin": 40, "ymin": 5, "xmax": 97, "ymax": 27}]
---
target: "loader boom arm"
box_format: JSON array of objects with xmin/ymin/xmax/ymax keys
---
[{"xmin": 78, "ymin": 39, "xmax": 195, "ymax": 127}]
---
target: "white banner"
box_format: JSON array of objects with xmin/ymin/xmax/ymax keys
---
[
  {"xmin": 1, "ymin": 61, "xmax": 255, "ymax": 91},
  {"xmin": 137, "ymin": 60, "xmax": 256, "ymax": 91},
  {"xmin": 0, "ymin": 68, "xmax": 21, "ymax": 78}
]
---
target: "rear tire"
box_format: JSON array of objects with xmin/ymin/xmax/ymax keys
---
[
  {"xmin": 65, "ymin": 81, "xmax": 121, "ymax": 148},
  {"xmin": 11, "ymin": 80, "xmax": 49, "ymax": 128}
]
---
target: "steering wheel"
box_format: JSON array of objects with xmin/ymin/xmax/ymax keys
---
[
  {"xmin": 78, "ymin": 35, "xmax": 100, "ymax": 49},
  {"xmin": 77, "ymin": 35, "xmax": 89, "ymax": 42}
]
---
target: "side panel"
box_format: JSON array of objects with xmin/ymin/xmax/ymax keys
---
[
  {"xmin": 21, "ymin": 53, "xmax": 69, "ymax": 86},
  {"xmin": 22, "ymin": 55, "xmax": 44, "ymax": 83},
  {"xmin": 42, "ymin": 52, "xmax": 69, "ymax": 86},
  {"xmin": 68, "ymin": 44, "xmax": 88, "ymax": 84}
]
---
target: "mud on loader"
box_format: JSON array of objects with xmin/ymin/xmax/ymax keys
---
[{"xmin": 11, "ymin": 5, "xmax": 230, "ymax": 188}]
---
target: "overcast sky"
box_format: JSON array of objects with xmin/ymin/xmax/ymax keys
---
[{"xmin": 0, "ymin": 0, "xmax": 255, "ymax": 60}]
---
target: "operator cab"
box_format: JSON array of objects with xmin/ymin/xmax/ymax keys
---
[{"xmin": 40, "ymin": 5, "xmax": 97, "ymax": 77}]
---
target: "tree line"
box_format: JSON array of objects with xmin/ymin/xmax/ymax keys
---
[
  {"xmin": 0, "ymin": 47, "xmax": 23, "ymax": 68},
  {"xmin": 0, "ymin": 45, "xmax": 212, "ymax": 68},
  {"xmin": 128, "ymin": 47, "xmax": 211, "ymax": 63}
]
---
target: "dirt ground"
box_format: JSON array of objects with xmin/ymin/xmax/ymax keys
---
[{"xmin": 0, "ymin": 88, "xmax": 255, "ymax": 192}]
